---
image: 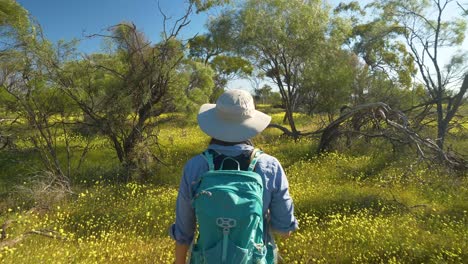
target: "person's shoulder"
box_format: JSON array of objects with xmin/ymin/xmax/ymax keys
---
[
  {"xmin": 255, "ymin": 152, "xmax": 283, "ymax": 172},
  {"xmin": 257, "ymin": 151, "xmax": 281, "ymax": 164},
  {"xmin": 184, "ymin": 153, "xmax": 207, "ymax": 169}
]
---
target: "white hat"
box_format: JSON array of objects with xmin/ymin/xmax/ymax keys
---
[{"xmin": 197, "ymin": 89, "xmax": 272, "ymax": 142}]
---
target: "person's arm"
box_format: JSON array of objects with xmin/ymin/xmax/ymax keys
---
[
  {"xmin": 169, "ymin": 158, "xmax": 201, "ymax": 263},
  {"xmin": 175, "ymin": 242, "xmax": 190, "ymax": 264},
  {"xmin": 268, "ymin": 159, "xmax": 299, "ymax": 235}
]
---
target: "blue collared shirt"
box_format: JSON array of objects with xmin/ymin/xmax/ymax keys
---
[{"xmin": 169, "ymin": 143, "xmax": 298, "ymax": 245}]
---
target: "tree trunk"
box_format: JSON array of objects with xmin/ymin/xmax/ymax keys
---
[
  {"xmin": 287, "ymin": 111, "xmax": 297, "ymax": 135},
  {"xmin": 435, "ymin": 74, "xmax": 468, "ymax": 149},
  {"xmin": 436, "ymin": 120, "xmax": 447, "ymax": 149},
  {"xmin": 279, "ymin": 98, "xmax": 298, "ymax": 136},
  {"xmin": 110, "ymin": 135, "xmax": 125, "ymax": 164}
]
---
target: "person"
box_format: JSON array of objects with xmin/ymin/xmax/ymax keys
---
[{"xmin": 169, "ymin": 89, "xmax": 298, "ymax": 264}]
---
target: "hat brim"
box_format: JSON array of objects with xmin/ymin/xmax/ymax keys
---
[{"xmin": 197, "ymin": 104, "xmax": 272, "ymax": 142}]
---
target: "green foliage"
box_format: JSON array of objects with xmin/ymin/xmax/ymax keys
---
[
  {"xmin": 214, "ymin": 0, "xmax": 334, "ymax": 132},
  {"xmin": 238, "ymin": 0, "xmax": 329, "ymax": 61},
  {"xmin": 0, "ymin": 0, "xmax": 32, "ymax": 41},
  {"xmin": 300, "ymin": 49, "xmax": 358, "ymax": 116},
  {"xmin": 351, "ymin": 18, "xmax": 416, "ymax": 89},
  {"xmin": 171, "ymin": 60, "xmax": 214, "ymax": 114},
  {"xmin": 188, "ymin": 18, "xmax": 253, "ymax": 101},
  {"xmin": 210, "ymin": 55, "xmax": 252, "ymax": 77},
  {"xmin": 190, "ymin": 0, "xmax": 230, "ymax": 13}
]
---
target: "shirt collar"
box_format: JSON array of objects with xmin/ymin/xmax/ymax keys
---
[{"xmin": 208, "ymin": 143, "xmax": 254, "ymax": 156}]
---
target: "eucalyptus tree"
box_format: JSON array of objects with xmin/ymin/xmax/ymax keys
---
[
  {"xmin": 211, "ymin": 0, "xmax": 332, "ymax": 136},
  {"xmin": 254, "ymin": 84, "xmax": 273, "ymax": 105},
  {"xmin": 333, "ymin": 1, "xmax": 417, "ymax": 110},
  {"xmin": 373, "ymin": 0, "xmax": 468, "ymax": 149},
  {"xmin": 300, "ymin": 48, "xmax": 359, "ymax": 121},
  {"xmin": 188, "ymin": 15, "xmax": 253, "ymax": 102}
]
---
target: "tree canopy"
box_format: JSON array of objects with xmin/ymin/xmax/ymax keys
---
[{"xmin": 1, "ymin": 0, "xmax": 466, "ymax": 180}]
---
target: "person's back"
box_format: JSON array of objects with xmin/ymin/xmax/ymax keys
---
[{"xmin": 169, "ymin": 90, "xmax": 298, "ymax": 264}]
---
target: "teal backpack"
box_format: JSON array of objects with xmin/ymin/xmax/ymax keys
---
[{"xmin": 190, "ymin": 149, "xmax": 270, "ymax": 264}]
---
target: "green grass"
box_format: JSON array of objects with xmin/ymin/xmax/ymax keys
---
[{"xmin": 0, "ymin": 111, "xmax": 467, "ymax": 263}]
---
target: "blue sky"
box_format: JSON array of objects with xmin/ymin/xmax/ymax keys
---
[
  {"xmin": 16, "ymin": 0, "xmax": 216, "ymax": 53},
  {"xmin": 15, "ymin": 0, "xmax": 467, "ymax": 91}
]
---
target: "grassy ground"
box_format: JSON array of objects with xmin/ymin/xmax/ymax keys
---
[{"xmin": 0, "ymin": 111, "xmax": 467, "ymax": 263}]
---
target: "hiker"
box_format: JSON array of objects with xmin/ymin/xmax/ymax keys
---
[{"xmin": 169, "ymin": 89, "xmax": 298, "ymax": 264}]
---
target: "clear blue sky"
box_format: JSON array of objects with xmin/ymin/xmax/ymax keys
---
[{"xmin": 16, "ymin": 0, "xmax": 215, "ymax": 53}]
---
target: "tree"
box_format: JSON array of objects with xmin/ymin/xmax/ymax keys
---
[
  {"xmin": 254, "ymin": 84, "xmax": 272, "ymax": 105},
  {"xmin": 317, "ymin": 102, "xmax": 467, "ymax": 170},
  {"xmin": 1, "ymin": 0, "xmax": 223, "ymax": 182},
  {"xmin": 172, "ymin": 59, "xmax": 215, "ymax": 114},
  {"xmin": 351, "ymin": 15, "xmax": 416, "ymax": 89},
  {"xmin": 54, "ymin": 20, "xmax": 214, "ymax": 181},
  {"xmin": 0, "ymin": 0, "xmax": 31, "ymax": 49},
  {"xmin": 0, "ymin": 0, "xmax": 86, "ymax": 191},
  {"xmin": 300, "ymin": 48, "xmax": 358, "ymax": 121},
  {"xmin": 212, "ymin": 0, "xmax": 331, "ymax": 137},
  {"xmin": 373, "ymin": 0, "xmax": 468, "ymax": 149},
  {"xmin": 190, "ymin": 0, "xmax": 230, "ymax": 13},
  {"xmin": 332, "ymin": 1, "xmax": 418, "ymax": 113},
  {"xmin": 188, "ymin": 16, "xmax": 253, "ymax": 102}
]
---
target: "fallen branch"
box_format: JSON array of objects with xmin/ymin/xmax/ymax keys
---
[
  {"xmin": 1, "ymin": 220, "xmax": 16, "ymax": 240},
  {"xmin": 388, "ymin": 190, "xmax": 428, "ymax": 211},
  {"xmin": 0, "ymin": 228, "xmax": 67, "ymax": 249},
  {"xmin": 266, "ymin": 123, "xmax": 323, "ymax": 137},
  {"xmin": 317, "ymin": 102, "xmax": 467, "ymax": 171}
]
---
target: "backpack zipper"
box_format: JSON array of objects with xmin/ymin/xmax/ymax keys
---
[{"xmin": 194, "ymin": 186, "xmax": 263, "ymax": 206}]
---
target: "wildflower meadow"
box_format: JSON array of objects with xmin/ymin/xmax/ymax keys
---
[{"xmin": 0, "ymin": 111, "xmax": 466, "ymax": 263}]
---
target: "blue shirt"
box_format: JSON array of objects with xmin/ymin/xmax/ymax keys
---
[{"xmin": 169, "ymin": 143, "xmax": 299, "ymax": 245}]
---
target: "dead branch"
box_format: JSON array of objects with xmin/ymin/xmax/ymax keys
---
[
  {"xmin": 0, "ymin": 229, "xmax": 67, "ymax": 249},
  {"xmin": 317, "ymin": 102, "xmax": 467, "ymax": 171},
  {"xmin": 267, "ymin": 123, "xmax": 298, "ymax": 137},
  {"xmin": 266, "ymin": 123, "xmax": 323, "ymax": 137},
  {"xmin": 388, "ymin": 190, "xmax": 428, "ymax": 211},
  {"xmin": 1, "ymin": 220, "xmax": 17, "ymax": 240},
  {"xmin": 458, "ymin": 1, "xmax": 467, "ymax": 14}
]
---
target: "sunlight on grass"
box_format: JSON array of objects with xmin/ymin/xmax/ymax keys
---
[{"xmin": 0, "ymin": 110, "xmax": 467, "ymax": 263}]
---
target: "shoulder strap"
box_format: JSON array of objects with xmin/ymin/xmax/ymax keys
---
[
  {"xmin": 248, "ymin": 148, "xmax": 264, "ymax": 172},
  {"xmin": 202, "ymin": 150, "xmax": 215, "ymax": 171}
]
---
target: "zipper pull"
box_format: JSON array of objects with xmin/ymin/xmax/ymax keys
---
[{"xmin": 193, "ymin": 190, "xmax": 212, "ymax": 199}]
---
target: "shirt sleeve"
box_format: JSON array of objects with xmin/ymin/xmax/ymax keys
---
[
  {"xmin": 169, "ymin": 160, "xmax": 197, "ymax": 245},
  {"xmin": 268, "ymin": 159, "xmax": 299, "ymax": 233}
]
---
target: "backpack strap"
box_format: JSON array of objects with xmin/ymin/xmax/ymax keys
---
[
  {"xmin": 248, "ymin": 148, "xmax": 264, "ymax": 172},
  {"xmin": 202, "ymin": 150, "xmax": 215, "ymax": 171}
]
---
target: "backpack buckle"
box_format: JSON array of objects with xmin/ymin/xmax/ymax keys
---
[
  {"xmin": 216, "ymin": 217, "xmax": 237, "ymax": 232},
  {"xmin": 216, "ymin": 217, "xmax": 237, "ymax": 263}
]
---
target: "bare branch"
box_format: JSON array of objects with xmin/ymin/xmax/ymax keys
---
[
  {"xmin": 458, "ymin": 1, "xmax": 468, "ymax": 14},
  {"xmin": 316, "ymin": 102, "xmax": 467, "ymax": 170}
]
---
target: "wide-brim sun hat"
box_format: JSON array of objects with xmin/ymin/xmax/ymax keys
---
[{"xmin": 197, "ymin": 89, "xmax": 272, "ymax": 142}]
